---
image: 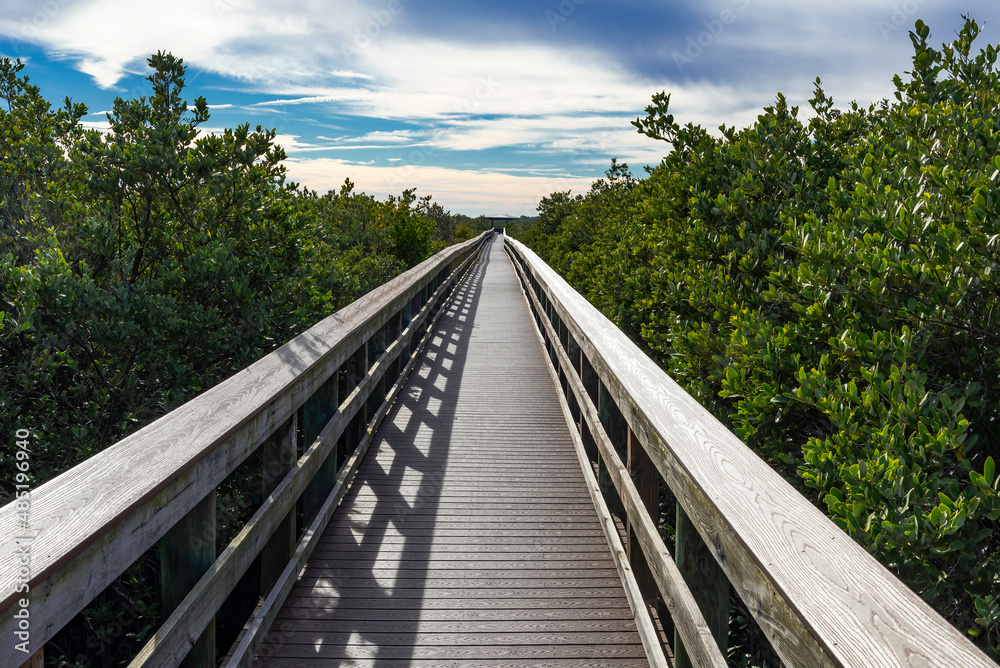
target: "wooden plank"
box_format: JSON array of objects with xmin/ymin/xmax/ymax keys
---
[
  {"xmin": 512, "ymin": 243, "xmax": 726, "ymax": 667},
  {"xmin": 221, "ymin": 237, "xmax": 487, "ymax": 668},
  {"xmin": 258, "ymin": 660, "xmax": 648, "ymax": 668},
  {"xmin": 252, "ymin": 239, "xmax": 646, "ymax": 666},
  {"xmin": 263, "ymin": 630, "xmax": 642, "ymax": 646},
  {"xmin": 506, "ymin": 236, "xmax": 996, "ymax": 668},
  {"xmin": 264, "ymin": 619, "xmax": 639, "ymax": 633},
  {"xmin": 281, "ymin": 590, "xmax": 634, "ymax": 603},
  {"xmin": 0, "ymin": 233, "xmax": 491, "ymax": 667},
  {"xmin": 257, "ymin": 643, "xmax": 649, "ymax": 660},
  {"xmin": 274, "ymin": 607, "xmax": 635, "ymax": 621}
]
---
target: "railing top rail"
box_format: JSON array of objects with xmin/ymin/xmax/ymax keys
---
[
  {"xmin": 504, "ymin": 236, "xmax": 993, "ymax": 668},
  {"xmin": 0, "ymin": 232, "xmax": 489, "ymax": 619}
]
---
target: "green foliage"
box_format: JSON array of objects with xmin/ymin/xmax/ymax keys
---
[
  {"xmin": 0, "ymin": 52, "xmax": 446, "ymax": 666},
  {"xmin": 452, "ymin": 223, "xmax": 474, "ymax": 241},
  {"xmin": 525, "ymin": 16, "xmax": 1000, "ymax": 659}
]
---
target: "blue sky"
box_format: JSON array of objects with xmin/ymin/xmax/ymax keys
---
[{"xmin": 2, "ymin": 1, "xmax": 998, "ymax": 216}]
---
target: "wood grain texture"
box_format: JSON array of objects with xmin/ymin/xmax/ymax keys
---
[
  {"xmin": 138, "ymin": 233, "xmax": 487, "ymax": 668},
  {"xmin": 505, "ymin": 237, "xmax": 995, "ymax": 668},
  {"xmin": 252, "ymin": 239, "xmax": 648, "ymax": 666},
  {"xmin": 0, "ymin": 233, "xmax": 490, "ymax": 668},
  {"xmin": 512, "ymin": 251, "xmax": 725, "ymax": 668},
  {"xmin": 221, "ymin": 240, "xmax": 489, "ymax": 668}
]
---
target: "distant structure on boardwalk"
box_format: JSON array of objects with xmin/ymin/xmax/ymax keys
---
[{"xmin": 486, "ymin": 214, "xmax": 515, "ymax": 234}]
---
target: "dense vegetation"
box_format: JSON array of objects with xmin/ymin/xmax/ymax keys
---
[
  {"xmin": 0, "ymin": 52, "xmax": 486, "ymax": 491},
  {"xmin": 520, "ymin": 18, "xmax": 1000, "ymax": 661},
  {"xmin": 0, "ymin": 52, "xmax": 486, "ymax": 665}
]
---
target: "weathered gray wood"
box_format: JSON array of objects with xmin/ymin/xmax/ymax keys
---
[
  {"xmin": 160, "ymin": 491, "xmax": 216, "ymax": 668},
  {"xmin": 513, "ymin": 252, "xmax": 726, "ymax": 668},
  {"xmin": 222, "ymin": 239, "xmax": 486, "ymax": 668},
  {"xmin": 257, "ymin": 643, "xmax": 648, "ymax": 661},
  {"xmin": 129, "ymin": 232, "xmax": 485, "ymax": 668},
  {"xmin": 506, "ymin": 237, "xmax": 996, "ymax": 668},
  {"xmin": 257, "ymin": 659, "xmax": 648, "ymax": 668},
  {"xmin": 0, "ymin": 233, "xmax": 490, "ymax": 667},
  {"xmin": 261, "ymin": 415, "xmax": 296, "ymax": 596},
  {"xmin": 18, "ymin": 648, "xmax": 42, "ymax": 668},
  {"xmin": 532, "ymin": 315, "xmax": 669, "ymax": 668},
  {"xmin": 251, "ymin": 240, "xmax": 646, "ymax": 666}
]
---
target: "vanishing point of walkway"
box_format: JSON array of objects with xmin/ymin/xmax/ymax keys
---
[{"xmin": 255, "ymin": 239, "xmax": 648, "ymax": 666}]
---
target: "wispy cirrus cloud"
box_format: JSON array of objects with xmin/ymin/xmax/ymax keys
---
[
  {"xmin": 251, "ymin": 93, "xmax": 372, "ymax": 107},
  {"xmin": 3, "ymin": 0, "xmax": 998, "ymax": 214}
]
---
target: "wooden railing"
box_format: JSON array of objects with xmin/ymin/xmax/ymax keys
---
[
  {"xmin": 504, "ymin": 237, "xmax": 995, "ymax": 668},
  {"xmin": 0, "ymin": 231, "xmax": 492, "ymax": 668}
]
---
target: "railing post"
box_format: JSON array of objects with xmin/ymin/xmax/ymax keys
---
[
  {"xmin": 387, "ymin": 310, "xmax": 402, "ymax": 381},
  {"xmin": 565, "ymin": 331, "xmax": 582, "ymax": 428},
  {"xmin": 627, "ymin": 427, "xmax": 660, "ymax": 596},
  {"xmin": 18, "ymin": 649, "xmax": 42, "ymax": 668},
  {"xmin": 597, "ymin": 379, "xmax": 627, "ymax": 519},
  {"xmin": 302, "ymin": 375, "xmax": 338, "ymax": 522},
  {"xmin": 161, "ymin": 491, "xmax": 216, "ymax": 668},
  {"xmin": 674, "ymin": 505, "xmax": 729, "ymax": 668},
  {"xmin": 261, "ymin": 414, "xmax": 297, "ymax": 594},
  {"xmin": 579, "ymin": 353, "xmax": 599, "ymax": 461},
  {"xmin": 344, "ymin": 343, "xmax": 368, "ymax": 457},
  {"xmin": 367, "ymin": 325, "xmax": 387, "ymax": 416}
]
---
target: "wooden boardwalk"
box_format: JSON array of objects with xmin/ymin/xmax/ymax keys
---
[{"xmin": 255, "ymin": 239, "xmax": 648, "ymax": 666}]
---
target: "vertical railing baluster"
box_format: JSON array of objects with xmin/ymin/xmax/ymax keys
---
[
  {"xmin": 302, "ymin": 375, "xmax": 338, "ymax": 522},
  {"xmin": 580, "ymin": 353, "xmax": 599, "ymax": 461},
  {"xmin": 261, "ymin": 415, "xmax": 297, "ymax": 594},
  {"xmin": 597, "ymin": 379, "xmax": 627, "ymax": 519},
  {"xmin": 367, "ymin": 325, "xmax": 387, "ymax": 417},
  {"xmin": 674, "ymin": 506, "xmax": 729, "ymax": 668},
  {"xmin": 628, "ymin": 427, "xmax": 664, "ymax": 631},
  {"xmin": 161, "ymin": 491, "xmax": 216, "ymax": 667},
  {"xmin": 345, "ymin": 343, "xmax": 368, "ymax": 454},
  {"xmin": 565, "ymin": 331, "xmax": 582, "ymax": 428},
  {"xmin": 387, "ymin": 310, "xmax": 403, "ymax": 382}
]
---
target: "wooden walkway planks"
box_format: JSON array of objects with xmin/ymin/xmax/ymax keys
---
[{"xmin": 254, "ymin": 238, "xmax": 648, "ymax": 667}]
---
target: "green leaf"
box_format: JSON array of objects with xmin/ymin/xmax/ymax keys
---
[
  {"xmin": 930, "ymin": 506, "xmax": 943, "ymax": 525},
  {"xmin": 986, "ymin": 456, "xmax": 996, "ymax": 487}
]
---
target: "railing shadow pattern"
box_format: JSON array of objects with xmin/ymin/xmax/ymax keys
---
[{"xmin": 254, "ymin": 244, "xmax": 490, "ymax": 665}]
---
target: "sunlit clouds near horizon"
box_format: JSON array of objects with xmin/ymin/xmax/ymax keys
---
[{"xmin": 2, "ymin": 0, "xmax": 998, "ymax": 214}]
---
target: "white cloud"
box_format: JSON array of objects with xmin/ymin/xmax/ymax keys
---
[
  {"xmin": 283, "ymin": 157, "xmax": 595, "ymax": 216},
  {"xmin": 251, "ymin": 93, "xmax": 372, "ymax": 106},
  {"xmin": 7, "ymin": 0, "xmax": 993, "ymax": 213},
  {"xmin": 79, "ymin": 119, "xmax": 111, "ymax": 133}
]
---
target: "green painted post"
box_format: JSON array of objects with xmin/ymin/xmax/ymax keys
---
[
  {"xmin": 302, "ymin": 375, "xmax": 338, "ymax": 522},
  {"xmin": 597, "ymin": 380, "xmax": 627, "ymax": 519},
  {"xmin": 366, "ymin": 326, "xmax": 387, "ymax": 417},
  {"xmin": 261, "ymin": 414, "xmax": 296, "ymax": 594},
  {"xmin": 344, "ymin": 343, "xmax": 368, "ymax": 458},
  {"xmin": 565, "ymin": 331, "xmax": 582, "ymax": 427},
  {"xmin": 161, "ymin": 491, "xmax": 216, "ymax": 667},
  {"xmin": 628, "ymin": 426, "xmax": 670, "ymax": 652},
  {"xmin": 580, "ymin": 354, "xmax": 599, "ymax": 461},
  {"xmin": 674, "ymin": 505, "xmax": 729, "ymax": 668}
]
